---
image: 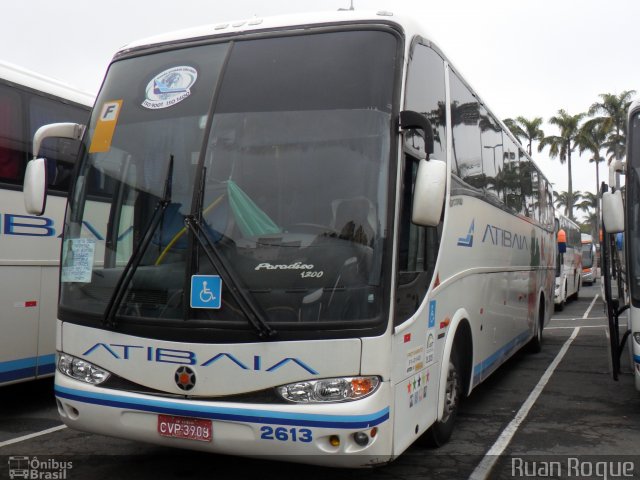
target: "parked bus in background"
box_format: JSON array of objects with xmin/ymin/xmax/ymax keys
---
[
  {"xmin": 24, "ymin": 11, "xmax": 555, "ymax": 466},
  {"xmin": 0, "ymin": 62, "xmax": 93, "ymax": 386},
  {"xmin": 554, "ymin": 214, "xmax": 582, "ymax": 310},
  {"xmin": 602, "ymin": 99, "xmax": 640, "ymax": 390},
  {"xmin": 581, "ymin": 233, "xmax": 599, "ymax": 285}
]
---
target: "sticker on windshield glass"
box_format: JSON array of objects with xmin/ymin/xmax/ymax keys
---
[
  {"xmin": 142, "ymin": 66, "xmax": 198, "ymax": 110},
  {"xmin": 191, "ymin": 275, "xmax": 222, "ymax": 309},
  {"xmin": 61, "ymin": 238, "xmax": 96, "ymax": 283},
  {"xmin": 89, "ymin": 99, "xmax": 123, "ymax": 153}
]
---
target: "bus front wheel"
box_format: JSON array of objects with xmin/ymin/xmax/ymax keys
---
[{"xmin": 423, "ymin": 346, "xmax": 461, "ymax": 447}]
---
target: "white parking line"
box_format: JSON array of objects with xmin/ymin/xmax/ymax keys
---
[
  {"xmin": 468, "ymin": 327, "xmax": 580, "ymax": 480},
  {"xmin": 0, "ymin": 425, "xmax": 67, "ymax": 448},
  {"xmin": 546, "ymin": 325, "xmax": 605, "ymax": 330},
  {"xmin": 583, "ymin": 294, "xmax": 600, "ymax": 319}
]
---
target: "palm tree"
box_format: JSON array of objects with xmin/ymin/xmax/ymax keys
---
[
  {"xmin": 589, "ymin": 90, "xmax": 636, "ymax": 162},
  {"xmin": 503, "ymin": 116, "xmax": 544, "ymax": 156},
  {"xmin": 581, "ymin": 210, "xmax": 599, "ymax": 238},
  {"xmin": 538, "ymin": 110, "xmax": 585, "ymax": 221},
  {"xmin": 553, "ymin": 190, "xmax": 581, "ymax": 217},
  {"xmin": 574, "ymin": 119, "xmax": 607, "ymax": 231},
  {"xmin": 575, "ymin": 191, "xmax": 598, "ymax": 212}
]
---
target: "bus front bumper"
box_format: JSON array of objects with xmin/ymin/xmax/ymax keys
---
[{"xmin": 54, "ymin": 374, "xmax": 393, "ymax": 467}]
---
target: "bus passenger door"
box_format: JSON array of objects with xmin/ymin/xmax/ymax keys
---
[{"xmin": 392, "ymin": 41, "xmax": 446, "ymax": 455}]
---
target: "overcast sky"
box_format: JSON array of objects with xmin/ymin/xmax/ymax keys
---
[{"xmin": 3, "ymin": 0, "xmax": 637, "ymax": 214}]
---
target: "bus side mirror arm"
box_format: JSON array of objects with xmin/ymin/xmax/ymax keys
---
[
  {"xmin": 400, "ymin": 110, "xmax": 434, "ymax": 156},
  {"xmin": 24, "ymin": 122, "xmax": 85, "ymax": 216},
  {"xmin": 32, "ymin": 122, "xmax": 85, "ymax": 159}
]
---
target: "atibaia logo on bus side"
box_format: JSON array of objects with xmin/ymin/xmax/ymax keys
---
[{"xmin": 457, "ymin": 219, "xmax": 529, "ymax": 251}]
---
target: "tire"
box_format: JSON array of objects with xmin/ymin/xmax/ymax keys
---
[
  {"xmin": 571, "ymin": 276, "xmax": 580, "ymax": 301},
  {"xmin": 528, "ymin": 302, "xmax": 544, "ymax": 353},
  {"xmin": 423, "ymin": 346, "xmax": 461, "ymax": 447}
]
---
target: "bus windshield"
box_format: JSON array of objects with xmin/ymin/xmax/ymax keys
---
[
  {"xmin": 581, "ymin": 244, "xmax": 594, "ymax": 268},
  {"xmin": 59, "ymin": 30, "xmax": 398, "ymax": 337}
]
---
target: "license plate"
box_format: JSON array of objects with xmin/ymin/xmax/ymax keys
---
[{"xmin": 157, "ymin": 414, "xmax": 212, "ymax": 442}]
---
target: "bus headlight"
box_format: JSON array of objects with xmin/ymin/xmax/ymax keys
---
[
  {"xmin": 276, "ymin": 376, "xmax": 380, "ymax": 403},
  {"xmin": 633, "ymin": 333, "xmax": 640, "ymax": 346},
  {"xmin": 58, "ymin": 353, "xmax": 110, "ymax": 385}
]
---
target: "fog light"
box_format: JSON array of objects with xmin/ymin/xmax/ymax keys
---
[
  {"xmin": 353, "ymin": 432, "xmax": 369, "ymax": 446},
  {"xmin": 329, "ymin": 435, "xmax": 340, "ymax": 447}
]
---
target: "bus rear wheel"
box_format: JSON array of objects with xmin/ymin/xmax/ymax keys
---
[
  {"xmin": 527, "ymin": 301, "xmax": 544, "ymax": 353},
  {"xmin": 423, "ymin": 346, "xmax": 461, "ymax": 447}
]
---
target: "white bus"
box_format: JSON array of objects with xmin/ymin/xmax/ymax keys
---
[
  {"xmin": 581, "ymin": 233, "xmax": 598, "ymax": 285},
  {"xmin": 24, "ymin": 11, "xmax": 555, "ymax": 466},
  {"xmin": 0, "ymin": 62, "xmax": 92, "ymax": 386},
  {"xmin": 602, "ymin": 99, "xmax": 640, "ymax": 390},
  {"xmin": 554, "ymin": 214, "xmax": 582, "ymax": 310}
]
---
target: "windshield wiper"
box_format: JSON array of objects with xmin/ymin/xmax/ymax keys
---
[
  {"xmin": 103, "ymin": 156, "xmax": 174, "ymax": 328},
  {"xmin": 184, "ymin": 169, "xmax": 275, "ymax": 339},
  {"xmin": 184, "ymin": 214, "xmax": 276, "ymax": 339}
]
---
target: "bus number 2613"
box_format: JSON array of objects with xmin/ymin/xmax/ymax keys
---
[{"xmin": 260, "ymin": 426, "xmax": 313, "ymax": 443}]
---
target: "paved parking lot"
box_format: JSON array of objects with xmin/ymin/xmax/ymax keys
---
[{"xmin": 1, "ymin": 283, "xmax": 639, "ymax": 479}]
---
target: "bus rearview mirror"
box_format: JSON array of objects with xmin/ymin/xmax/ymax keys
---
[
  {"xmin": 412, "ymin": 158, "xmax": 446, "ymax": 227},
  {"xmin": 602, "ymin": 190, "xmax": 624, "ymax": 233},
  {"xmin": 23, "ymin": 158, "xmax": 48, "ymax": 216}
]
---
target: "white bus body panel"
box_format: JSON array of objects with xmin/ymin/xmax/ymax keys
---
[{"xmin": 0, "ymin": 190, "xmax": 66, "ymax": 385}]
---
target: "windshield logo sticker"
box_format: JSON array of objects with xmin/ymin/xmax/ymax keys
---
[
  {"xmin": 89, "ymin": 99, "xmax": 123, "ymax": 153},
  {"xmin": 190, "ymin": 275, "xmax": 222, "ymax": 309},
  {"xmin": 61, "ymin": 238, "xmax": 96, "ymax": 283},
  {"xmin": 142, "ymin": 66, "xmax": 198, "ymax": 110}
]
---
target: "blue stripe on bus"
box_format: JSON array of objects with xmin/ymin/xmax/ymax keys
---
[
  {"xmin": 472, "ymin": 330, "xmax": 531, "ymax": 385},
  {"xmin": 55, "ymin": 385, "xmax": 390, "ymax": 429},
  {"xmin": 634, "ymin": 354, "xmax": 640, "ymax": 364},
  {"xmin": 0, "ymin": 354, "xmax": 56, "ymax": 382}
]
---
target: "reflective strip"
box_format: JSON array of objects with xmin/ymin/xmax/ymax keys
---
[
  {"xmin": 55, "ymin": 385, "xmax": 389, "ymax": 429},
  {"xmin": 0, "ymin": 354, "xmax": 55, "ymax": 382}
]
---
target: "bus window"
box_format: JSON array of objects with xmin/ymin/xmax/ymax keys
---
[{"xmin": 0, "ymin": 84, "xmax": 24, "ymax": 183}]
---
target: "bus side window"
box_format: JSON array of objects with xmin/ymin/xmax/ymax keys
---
[
  {"xmin": 0, "ymin": 83, "xmax": 24, "ymax": 183},
  {"xmin": 395, "ymin": 41, "xmax": 445, "ymax": 325}
]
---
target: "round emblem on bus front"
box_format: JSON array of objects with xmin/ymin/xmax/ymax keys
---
[
  {"xmin": 175, "ymin": 366, "xmax": 196, "ymax": 391},
  {"xmin": 142, "ymin": 66, "xmax": 198, "ymax": 110}
]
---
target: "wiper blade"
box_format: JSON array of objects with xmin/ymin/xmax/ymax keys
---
[
  {"xmin": 103, "ymin": 156, "xmax": 174, "ymax": 327},
  {"xmin": 184, "ymin": 215, "xmax": 276, "ymax": 339}
]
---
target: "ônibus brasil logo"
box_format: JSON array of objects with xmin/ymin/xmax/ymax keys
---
[{"xmin": 142, "ymin": 66, "xmax": 198, "ymax": 110}]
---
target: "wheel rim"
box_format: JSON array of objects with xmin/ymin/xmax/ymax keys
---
[{"xmin": 442, "ymin": 360, "xmax": 459, "ymax": 422}]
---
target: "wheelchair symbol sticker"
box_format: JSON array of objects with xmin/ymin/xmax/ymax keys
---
[{"xmin": 190, "ymin": 275, "xmax": 222, "ymax": 309}]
